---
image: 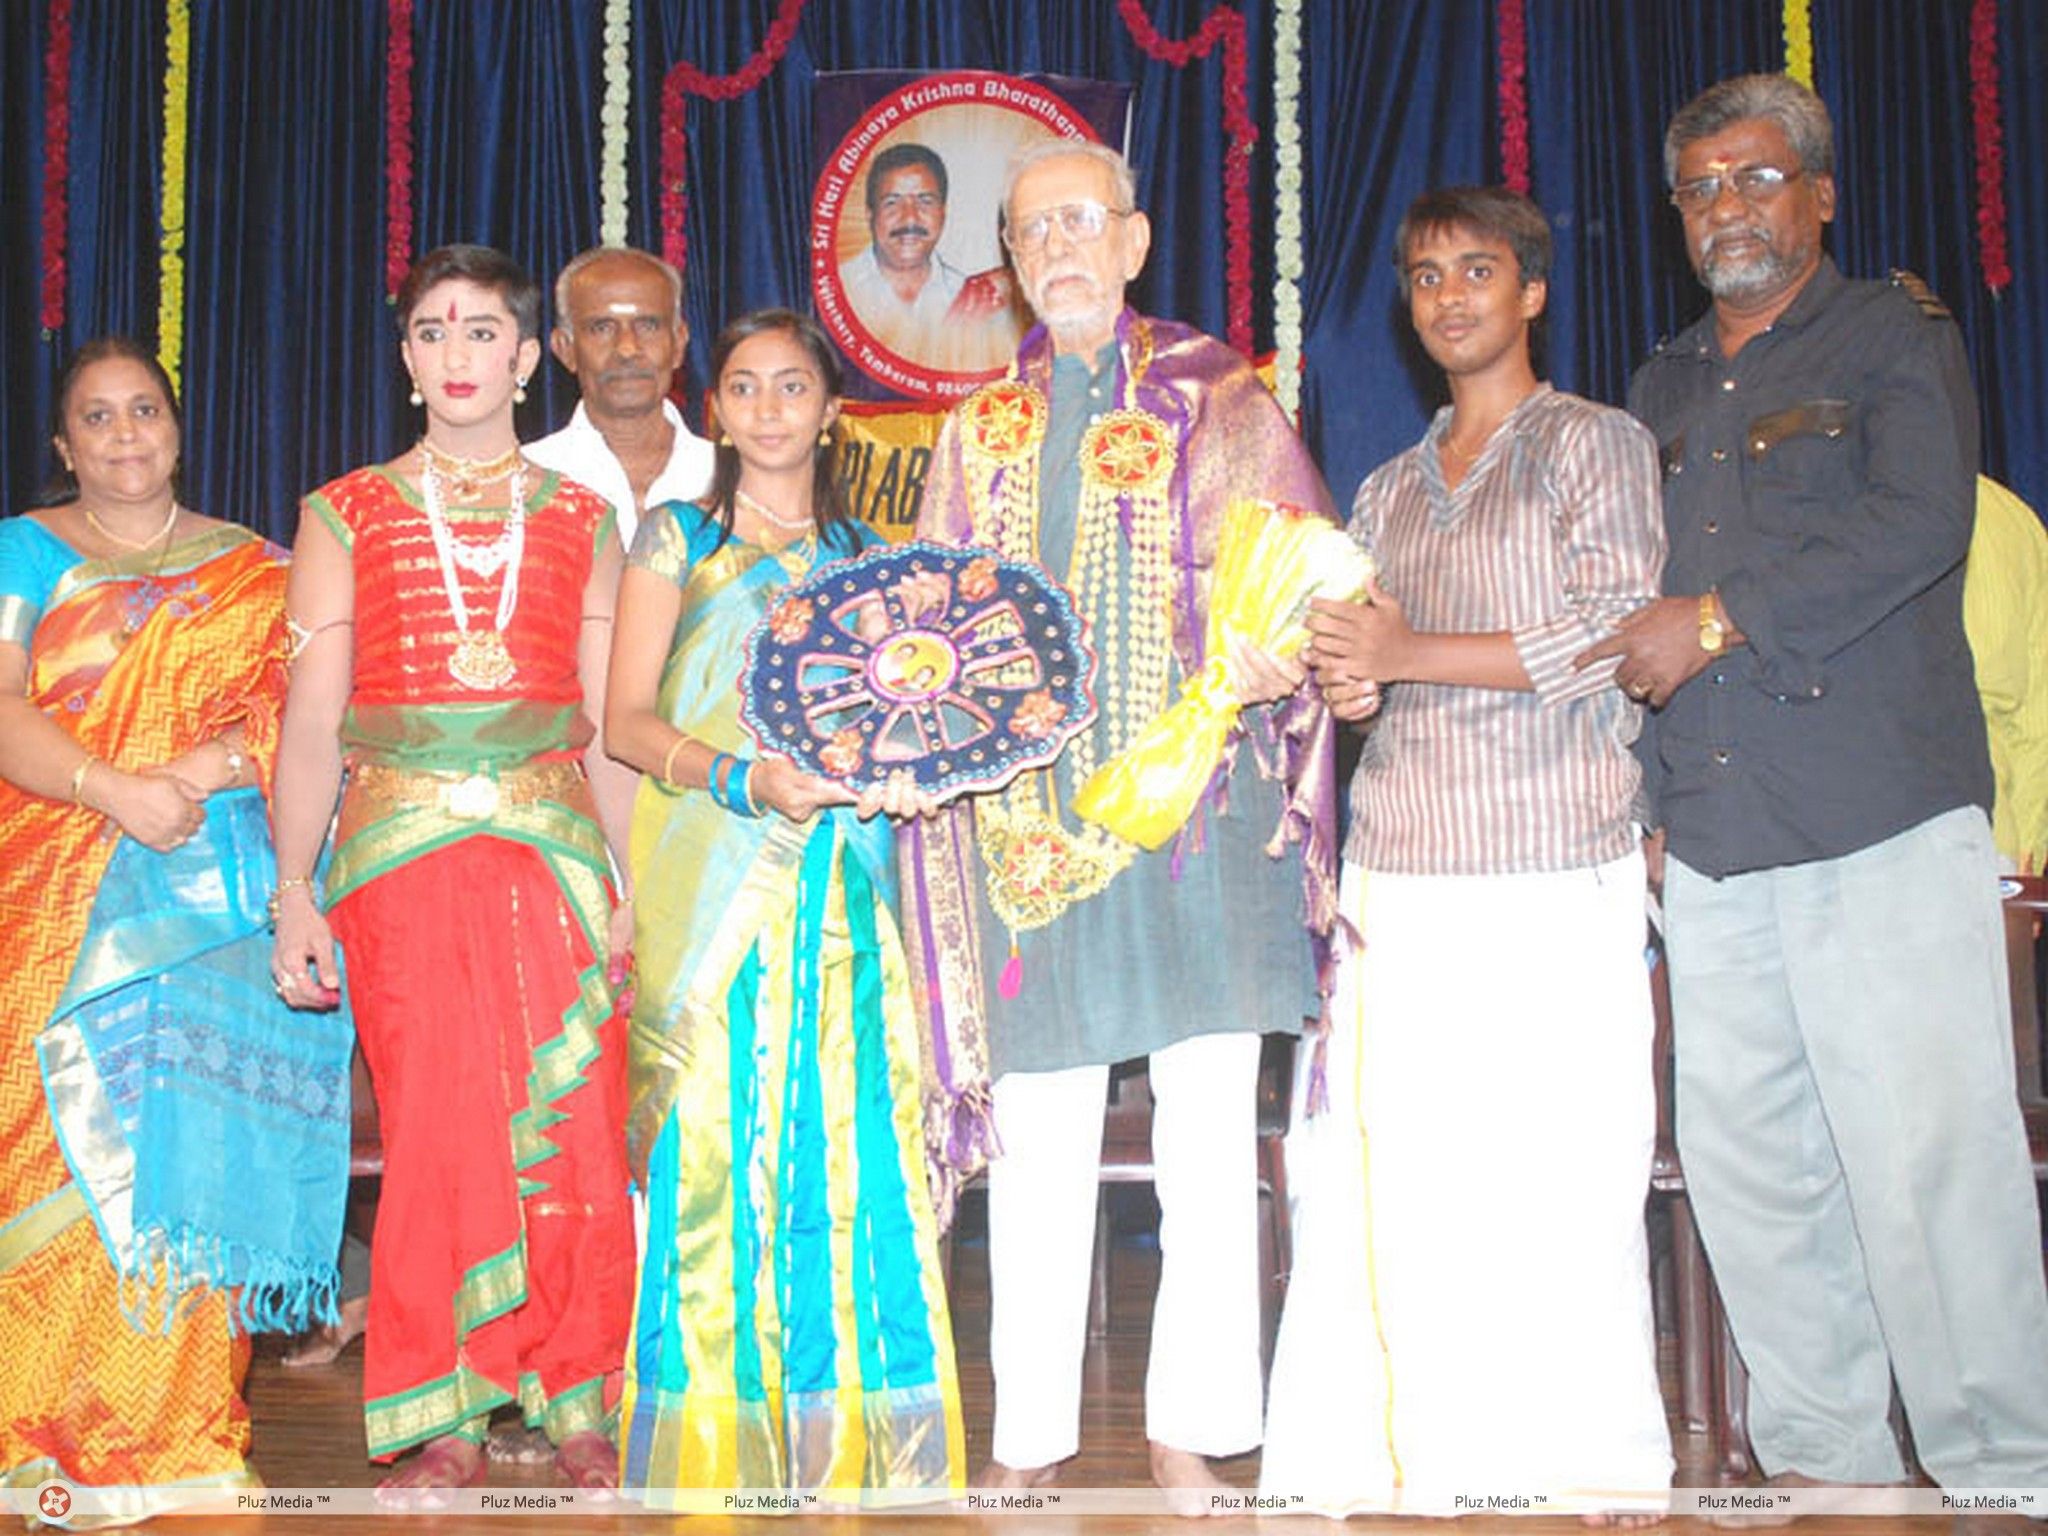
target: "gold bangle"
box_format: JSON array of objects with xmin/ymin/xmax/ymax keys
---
[
  {"xmin": 70, "ymin": 755, "xmax": 98, "ymax": 806},
  {"xmin": 659, "ymin": 736, "xmax": 687, "ymax": 789}
]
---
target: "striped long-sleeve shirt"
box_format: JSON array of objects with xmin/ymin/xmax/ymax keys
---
[{"xmin": 1342, "ymin": 384, "xmax": 1666, "ymax": 875}]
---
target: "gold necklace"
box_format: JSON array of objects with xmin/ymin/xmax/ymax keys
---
[
  {"xmin": 416, "ymin": 438, "xmax": 523, "ymax": 502},
  {"xmin": 83, "ymin": 502, "xmax": 180, "ymax": 550}
]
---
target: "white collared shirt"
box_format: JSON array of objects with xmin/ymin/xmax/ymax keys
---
[{"xmin": 525, "ymin": 398, "xmax": 715, "ymax": 550}]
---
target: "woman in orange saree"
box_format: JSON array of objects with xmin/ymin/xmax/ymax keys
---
[{"xmin": 0, "ymin": 338, "xmax": 351, "ymax": 1527}]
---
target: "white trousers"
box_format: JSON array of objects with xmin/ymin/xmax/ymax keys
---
[
  {"xmin": 1262, "ymin": 857, "xmax": 1673, "ymax": 1514},
  {"xmin": 986, "ymin": 1031, "xmax": 1264, "ymax": 1469}
]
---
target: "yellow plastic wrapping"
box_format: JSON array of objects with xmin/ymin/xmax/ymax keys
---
[{"xmin": 1070, "ymin": 497, "xmax": 1374, "ymax": 849}]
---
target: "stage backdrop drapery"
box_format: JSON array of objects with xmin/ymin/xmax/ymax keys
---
[{"xmin": 4, "ymin": 0, "xmax": 2046, "ymax": 538}]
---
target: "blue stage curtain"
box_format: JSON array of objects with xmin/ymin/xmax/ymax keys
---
[
  {"xmin": 1520, "ymin": 0, "xmax": 1780, "ymax": 419},
  {"xmin": 1294, "ymin": 0, "xmax": 1493, "ymax": 507},
  {"xmin": 181, "ymin": 0, "xmax": 390, "ymax": 533},
  {"xmin": 4, "ymin": 0, "xmax": 165, "ymax": 515},
  {"xmin": 4, "ymin": 1, "xmax": 2047, "ymax": 534}
]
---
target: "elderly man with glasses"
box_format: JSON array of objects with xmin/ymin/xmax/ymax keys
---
[
  {"xmin": 902, "ymin": 140, "xmax": 1337, "ymax": 1509},
  {"xmin": 1581, "ymin": 72, "xmax": 2048, "ymax": 1502}
]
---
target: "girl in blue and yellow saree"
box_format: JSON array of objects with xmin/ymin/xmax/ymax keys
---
[{"xmin": 607, "ymin": 312, "xmax": 964, "ymax": 1504}]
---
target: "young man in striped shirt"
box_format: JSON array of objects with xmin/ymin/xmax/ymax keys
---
[{"xmin": 1261, "ymin": 185, "xmax": 1673, "ymax": 1518}]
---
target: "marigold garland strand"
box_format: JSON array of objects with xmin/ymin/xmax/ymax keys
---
[
  {"xmin": 1497, "ymin": 0, "xmax": 1530, "ymax": 195},
  {"xmin": 157, "ymin": 0, "xmax": 191, "ymax": 394},
  {"xmin": 599, "ymin": 0, "xmax": 633, "ymax": 247},
  {"xmin": 385, "ymin": 0, "xmax": 415, "ymax": 300},
  {"xmin": 1116, "ymin": 1, "xmax": 1255, "ymax": 357},
  {"xmin": 40, "ymin": 0, "xmax": 73, "ymax": 336},
  {"xmin": 1970, "ymin": 0, "xmax": 2010, "ymax": 293},
  {"xmin": 660, "ymin": 0, "xmax": 810, "ymax": 286},
  {"xmin": 1270, "ymin": 0, "xmax": 1305, "ymax": 418},
  {"xmin": 1782, "ymin": 0, "xmax": 1814, "ymax": 87}
]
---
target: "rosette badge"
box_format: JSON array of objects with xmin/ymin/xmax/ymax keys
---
[{"xmin": 739, "ymin": 542, "xmax": 1098, "ymax": 800}]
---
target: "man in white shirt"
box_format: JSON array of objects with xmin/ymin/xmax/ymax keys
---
[
  {"xmin": 840, "ymin": 144, "xmax": 975, "ymax": 350},
  {"xmin": 527, "ymin": 246, "xmax": 714, "ymax": 547}
]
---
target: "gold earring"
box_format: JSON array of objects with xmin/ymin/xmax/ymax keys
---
[
  {"xmin": 818, "ymin": 428, "xmax": 832, "ymax": 446},
  {"xmin": 718, "ymin": 431, "xmax": 732, "ymax": 447}
]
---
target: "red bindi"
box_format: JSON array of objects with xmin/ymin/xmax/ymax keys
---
[{"xmin": 445, "ymin": 300, "xmax": 459, "ymax": 323}]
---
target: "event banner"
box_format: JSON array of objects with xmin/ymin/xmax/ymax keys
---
[{"xmin": 812, "ymin": 70, "xmax": 1131, "ymax": 404}]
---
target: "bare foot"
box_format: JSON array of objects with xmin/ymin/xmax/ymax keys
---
[
  {"xmin": 553, "ymin": 1431, "xmax": 619, "ymax": 1502},
  {"xmin": 975, "ymin": 1459, "xmax": 1061, "ymax": 1489},
  {"xmin": 280, "ymin": 1294, "xmax": 368, "ymax": 1368},
  {"xmin": 374, "ymin": 1436, "xmax": 485, "ymax": 1510},
  {"xmin": 1148, "ymin": 1440, "xmax": 1233, "ymax": 1519},
  {"xmin": 485, "ymin": 1423, "xmax": 553, "ymax": 1464}
]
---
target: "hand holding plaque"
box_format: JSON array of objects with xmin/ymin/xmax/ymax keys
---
[{"xmin": 739, "ymin": 542, "xmax": 1098, "ymax": 801}]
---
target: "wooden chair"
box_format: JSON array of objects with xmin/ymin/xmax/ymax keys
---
[
  {"xmin": 349, "ymin": 1046, "xmax": 383, "ymax": 1179},
  {"xmin": 2002, "ymin": 872, "xmax": 2048, "ymax": 1183},
  {"xmin": 1089, "ymin": 1032, "xmax": 1297, "ymax": 1368},
  {"xmin": 1647, "ymin": 936, "xmax": 1753, "ymax": 1480},
  {"xmin": 943, "ymin": 1033, "xmax": 1299, "ymax": 1371},
  {"xmin": 1649, "ymin": 875, "xmax": 2047, "ymax": 1482}
]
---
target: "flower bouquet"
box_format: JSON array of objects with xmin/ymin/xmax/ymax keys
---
[{"xmin": 1070, "ymin": 496, "xmax": 1372, "ymax": 849}]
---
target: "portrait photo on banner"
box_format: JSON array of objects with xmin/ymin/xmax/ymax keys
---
[{"xmin": 812, "ymin": 71, "xmax": 1132, "ymax": 403}]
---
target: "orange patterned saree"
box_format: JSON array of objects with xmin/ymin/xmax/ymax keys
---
[{"xmin": 0, "ymin": 522, "xmax": 288, "ymax": 1526}]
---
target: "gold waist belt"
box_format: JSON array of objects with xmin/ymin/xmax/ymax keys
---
[{"xmin": 344, "ymin": 758, "xmax": 587, "ymax": 827}]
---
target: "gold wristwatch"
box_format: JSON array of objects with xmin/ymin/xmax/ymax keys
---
[{"xmin": 1698, "ymin": 592, "xmax": 1727, "ymax": 655}]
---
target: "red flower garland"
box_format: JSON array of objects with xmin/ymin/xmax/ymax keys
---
[
  {"xmin": 385, "ymin": 0, "xmax": 415, "ymax": 300},
  {"xmin": 660, "ymin": 0, "xmax": 810, "ymax": 286},
  {"xmin": 40, "ymin": 0, "xmax": 74, "ymax": 335},
  {"xmin": 1970, "ymin": 0, "xmax": 2010, "ymax": 293},
  {"xmin": 1497, "ymin": 0, "xmax": 1530, "ymax": 195},
  {"xmin": 1117, "ymin": 0, "xmax": 1256, "ymax": 357}
]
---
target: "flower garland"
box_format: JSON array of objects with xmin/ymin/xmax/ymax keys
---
[
  {"xmin": 1970, "ymin": 0, "xmax": 2010, "ymax": 293},
  {"xmin": 1116, "ymin": 1, "xmax": 1255, "ymax": 358},
  {"xmin": 1497, "ymin": 0, "xmax": 1530, "ymax": 195},
  {"xmin": 1270, "ymin": 0, "xmax": 1305, "ymax": 419},
  {"xmin": 157, "ymin": 0, "xmax": 191, "ymax": 395},
  {"xmin": 40, "ymin": 0, "xmax": 73, "ymax": 336},
  {"xmin": 1782, "ymin": 0, "xmax": 1814, "ymax": 88},
  {"xmin": 598, "ymin": 0, "xmax": 632, "ymax": 247},
  {"xmin": 385, "ymin": 0, "xmax": 416, "ymax": 300},
  {"xmin": 660, "ymin": 0, "xmax": 810, "ymax": 285}
]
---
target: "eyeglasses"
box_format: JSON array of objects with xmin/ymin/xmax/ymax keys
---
[
  {"xmin": 1001, "ymin": 200, "xmax": 1133, "ymax": 254},
  {"xmin": 1669, "ymin": 164, "xmax": 1803, "ymax": 216}
]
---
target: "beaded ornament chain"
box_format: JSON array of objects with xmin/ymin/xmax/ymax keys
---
[
  {"xmin": 419, "ymin": 449, "xmax": 527, "ymax": 691},
  {"xmin": 958, "ymin": 335, "xmax": 1179, "ymax": 940}
]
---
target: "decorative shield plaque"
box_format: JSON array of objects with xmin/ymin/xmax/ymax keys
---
[{"xmin": 740, "ymin": 542, "xmax": 1097, "ymax": 798}]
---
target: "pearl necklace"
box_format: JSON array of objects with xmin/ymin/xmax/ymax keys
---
[
  {"xmin": 735, "ymin": 487, "xmax": 814, "ymax": 533},
  {"xmin": 419, "ymin": 449, "xmax": 526, "ymax": 691}
]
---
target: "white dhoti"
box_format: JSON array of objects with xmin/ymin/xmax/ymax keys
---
[
  {"xmin": 986, "ymin": 1031, "xmax": 1264, "ymax": 1470},
  {"xmin": 1262, "ymin": 855, "xmax": 1673, "ymax": 1515}
]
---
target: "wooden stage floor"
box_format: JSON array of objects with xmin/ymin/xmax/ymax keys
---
[{"xmin": 195, "ymin": 1225, "xmax": 1953, "ymax": 1536}]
